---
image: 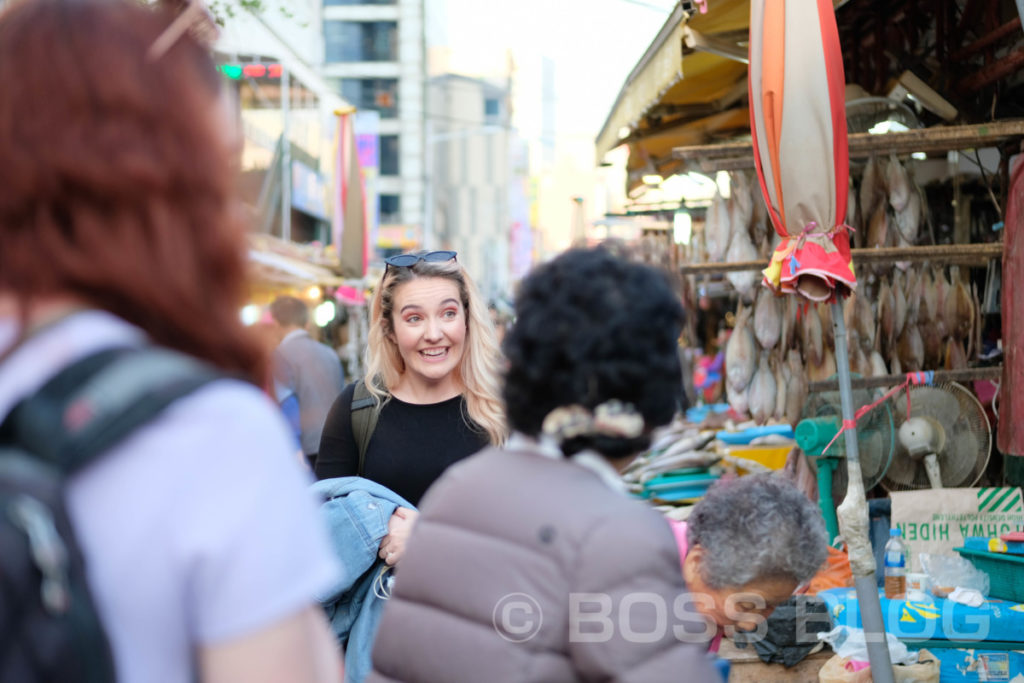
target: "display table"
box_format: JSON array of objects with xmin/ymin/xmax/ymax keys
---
[
  {"xmin": 719, "ymin": 638, "xmax": 833, "ymax": 682},
  {"xmin": 820, "ymin": 587, "xmax": 1024, "ymax": 681}
]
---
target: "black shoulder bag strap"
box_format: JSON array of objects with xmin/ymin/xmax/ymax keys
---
[
  {"xmin": 0, "ymin": 346, "xmax": 225, "ymax": 474},
  {"xmin": 350, "ymin": 378, "xmax": 380, "ymax": 477}
]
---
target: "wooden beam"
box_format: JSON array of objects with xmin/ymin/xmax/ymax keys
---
[
  {"xmin": 672, "ymin": 119, "xmax": 1024, "ymax": 171},
  {"xmin": 678, "ymin": 242, "xmax": 1003, "ymax": 275},
  {"xmin": 808, "ymin": 366, "xmax": 1002, "ymax": 392}
]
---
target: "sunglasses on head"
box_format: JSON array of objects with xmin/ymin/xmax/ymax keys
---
[{"xmin": 384, "ymin": 250, "xmax": 458, "ymax": 272}]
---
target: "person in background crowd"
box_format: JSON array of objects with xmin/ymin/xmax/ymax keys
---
[
  {"xmin": 316, "ymin": 251, "xmax": 505, "ymax": 566},
  {"xmin": 367, "ymin": 247, "xmax": 724, "ymax": 682},
  {"xmin": 0, "ymin": 1, "xmax": 342, "ymax": 680},
  {"xmin": 670, "ymin": 473, "xmax": 829, "ymax": 651},
  {"xmin": 269, "ymin": 295, "xmax": 345, "ymax": 470}
]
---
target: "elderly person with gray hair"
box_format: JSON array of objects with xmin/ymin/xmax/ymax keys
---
[{"xmin": 671, "ymin": 473, "xmax": 828, "ymax": 651}]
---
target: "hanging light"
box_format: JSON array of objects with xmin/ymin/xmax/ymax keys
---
[
  {"xmin": 314, "ymin": 300, "xmax": 337, "ymax": 327},
  {"xmin": 240, "ymin": 304, "xmax": 261, "ymax": 326}
]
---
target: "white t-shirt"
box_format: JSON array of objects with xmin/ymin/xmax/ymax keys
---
[{"xmin": 0, "ymin": 311, "xmax": 341, "ymax": 683}]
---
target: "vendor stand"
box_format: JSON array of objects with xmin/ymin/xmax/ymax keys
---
[{"xmin": 600, "ymin": 0, "xmax": 1024, "ymax": 679}]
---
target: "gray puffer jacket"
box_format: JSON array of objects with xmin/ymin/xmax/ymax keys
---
[{"xmin": 367, "ymin": 445, "xmax": 723, "ymax": 683}]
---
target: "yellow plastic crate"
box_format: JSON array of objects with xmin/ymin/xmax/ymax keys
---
[{"xmin": 727, "ymin": 444, "xmax": 793, "ymax": 472}]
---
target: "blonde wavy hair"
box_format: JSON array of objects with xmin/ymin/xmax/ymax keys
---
[{"xmin": 364, "ymin": 258, "xmax": 507, "ymax": 445}]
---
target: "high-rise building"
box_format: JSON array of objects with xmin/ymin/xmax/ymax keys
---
[
  {"xmin": 427, "ymin": 73, "xmax": 518, "ymax": 300},
  {"xmin": 322, "ymin": 0, "xmax": 426, "ymax": 257}
]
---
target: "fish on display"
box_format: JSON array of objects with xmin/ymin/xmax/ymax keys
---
[
  {"xmin": 725, "ymin": 304, "xmax": 757, "ymax": 391},
  {"xmin": 753, "ymin": 286, "xmax": 782, "ymax": 350},
  {"xmin": 748, "ymin": 352, "xmax": 777, "ymax": 426},
  {"xmin": 784, "ymin": 349, "xmax": 808, "ymax": 428}
]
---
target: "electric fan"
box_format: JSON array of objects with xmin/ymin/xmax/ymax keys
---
[
  {"xmin": 795, "ymin": 384, "xmax": 896, "ymax": 543},
  {"xmin": 881, "ymin": 382, "xmax": 991, "ymax": 491}
]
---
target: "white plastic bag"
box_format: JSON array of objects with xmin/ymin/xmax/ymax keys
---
[
  {"xmin": 919, "ymin": 552, "xmax": 990, "ymax": 597},
  {"xmin": 817, "ymin": 625, "xmax": 919, "ymax": 666}
]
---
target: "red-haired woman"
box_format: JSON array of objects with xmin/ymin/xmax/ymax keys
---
[{"xmin": 0, "ymin": 1, "xmax": 342, "ymax": 681}]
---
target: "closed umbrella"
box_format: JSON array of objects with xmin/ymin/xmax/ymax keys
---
[{"xmin": 748, "ymin": 1, "xmax": 894, "ymax": 680}]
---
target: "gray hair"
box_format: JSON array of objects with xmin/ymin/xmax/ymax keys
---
[{"xmin": 687, "ymin": 474, "xmax": 828, "ymax": 589}]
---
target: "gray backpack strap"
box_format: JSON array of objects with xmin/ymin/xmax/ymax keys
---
[{"xmin": 351, "ymin": 378, "xmax": 379, "ymax": 477}]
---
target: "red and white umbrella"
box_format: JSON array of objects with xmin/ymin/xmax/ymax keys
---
[{"xmin": 749, "ymin": 0, "xmax": 855, "ymax": 302}]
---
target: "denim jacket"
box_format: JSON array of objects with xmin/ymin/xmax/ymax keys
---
[{"xmin": 312, "ymin": 477, "xmax": 415, "ymax": 683}]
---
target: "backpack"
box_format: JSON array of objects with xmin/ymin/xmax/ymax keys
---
[
  {"xmin": 0, "ymin": 346, "xmax": 224, "ymax": 682},
  {"xmin": 350, "ymin": 378, "xmax": 380, "ymax": 477}
]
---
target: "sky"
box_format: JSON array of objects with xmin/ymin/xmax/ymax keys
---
[{"xmin": 426, "ymin": 0, "xmax": 677, "ymax": 140}]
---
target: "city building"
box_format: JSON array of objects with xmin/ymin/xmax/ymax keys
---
[
  {"xmin": 322, "ymin": 0, "xmax": 426, "ymax": 257},
  {"xmin": 427, "ymin": 73, "xmax": 519, "ymax": 300}
]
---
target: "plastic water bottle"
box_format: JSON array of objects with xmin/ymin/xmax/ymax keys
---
[{"xmin": 884, "ymin": 527, "xmax": 908, "ymax": 599}]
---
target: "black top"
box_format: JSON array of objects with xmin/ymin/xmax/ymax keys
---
[{"xmin": 316, "ymin": 382, "xmax": 490, "ymax": 506}]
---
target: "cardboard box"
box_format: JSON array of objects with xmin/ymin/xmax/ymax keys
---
[{"xmin": 890, "ymin": 488, "xmax": 1024, "ymax": 571}]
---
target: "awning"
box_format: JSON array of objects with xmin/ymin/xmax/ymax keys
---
[
  {"xmin": 247, "ymin": 234, "xmax": 346, "ymax": 290},
  {"xmin": 596, "ymin": 0, "xmax": 844, "ymax": 194}
]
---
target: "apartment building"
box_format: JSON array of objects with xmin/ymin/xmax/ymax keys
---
[{"xmin": 322, "ymin": 0, "xmax": 426, "ymax": 256}]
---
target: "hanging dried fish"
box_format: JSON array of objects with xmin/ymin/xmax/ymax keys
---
[
  {"xmin": 944, "ymin": 337, "xmax": 967, "ymax": 370},
  {"xmin": 727, "ymin": 378, "xmax": 749, "ymax": 416},
  {"xmin": 877, "ymin": 278, "xmax": 895, "ymax": 351},
  {"xmin": 893, "ymin": 188, "xmax": 921, "ymax": 248},
  {"xmin": 785, "ymin": 349, "xmax": 808, "ymax": 428},
  {"xmin": 801, "ymin": 301, "xmax": 824, "ymax": 367},
  {"xmin": 725, "ymin": 305, "xmax": 757, "ymax": 391},
  {"xmin": 774, "ymin": 354, "xmax": 789, "ymax": 422},
  {"xmin": 866, "ymin": 203, "xmax": 890, "ymax": 249},
  {"xmin": 886, "ymin": 153, "xmax": 911, "ymax": 212},
  {"xmin": 705, "ymin": 189, "xmax": 729, "ymax": 263},
  {"xmin": 920, "ymin": 321, "xmax": 943, "ymax": 369},
  {"xmin": 948, "ymin": 266, "xmax": 974, "ymax": 340},
  {"xmin": 730, "ymin": 170, "xmax": 754, "ymax": 240},
  {"xmin": 869, "ymin": 350, "xmax": 888, "ymax": 378},
  {"xmin": 859, "ymin": 156, "xmax": 885, "ymax": 224},
  {"xmin": 725, "ymin": 231, "xmax": 760, "ymax": 301},
  {"xmin": 748, "ymin": 353, "xmax": 777, "ymax": 426},
  {"xmin": 904, "ymin": 268, "xmax": 921, "ymax": 325},
  {"xmin": 897, "ymin": 324, "xmax": 924, "ymax": 372},
  {"xmin": 818, "ymin": 303, "xmax": 834, "ymax": 349},
  {"xmin": 753, "ymin": 287, "xmax": 782, "ymax": 350},
  {"xmin": 892, "ymin": 270, "xmax": 907, "ymax": 341},
  {"xmin": 808, "ymin": 347, "xmax": 837, "ymax": 383}
]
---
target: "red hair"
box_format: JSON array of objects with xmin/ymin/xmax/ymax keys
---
[{"xmin": 0, "ymin": 0, "xmax": 264, "ymax": 380}]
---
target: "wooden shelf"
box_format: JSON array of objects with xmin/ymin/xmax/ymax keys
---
[
  {"xmin": 807, "ymin": 366, "xmax": 1002, "ymax": 393},
  {"xmin": 672, "ymin": 119, "xmax": 1024, "ymax": 172},
  {"xmin": 679, "ymin": 242, "xmax": 1003, "ymax": 275}
]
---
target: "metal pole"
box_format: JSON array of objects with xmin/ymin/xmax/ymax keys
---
[
  {"xmin": 832, "ymin": 301, "xmax": 894, "ymax": 683},
  {"xmin": 281, "ymin": 65, "xmax": 292, "ymax": 242}
]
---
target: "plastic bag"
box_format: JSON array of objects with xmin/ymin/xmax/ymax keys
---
[
  {"xmin": 817, "ymin": 625, "xmax": 918, "ymax": 666},
  {"xmin": 807, "ymin": 545, "xmax": 855, "ymax": 594},
  {"xmin": 919, "ymin": 552, "xmax": 989, "ymax": 597},
  {"xmin": 818, "ymin": 649, "xmax": 940, "ymax": 683}
]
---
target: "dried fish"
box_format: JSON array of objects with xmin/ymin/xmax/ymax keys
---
[
  {"xmin": 727, "ymin": 379, "xmax": 749, "ymax": 416},
  {"xmin": 753, "ymin": 287, "xmax": 782, "ymax": 350},
  {"xmin": 886, "ymin": 153, "xmax": 911, "ymax": 212},
  {"xmin": 897, "ymin": 324, "xmax": 924, "ymax": 372},
  {"xmin": 730, "ymin": 170, "xmax": 753, "ymax": 240},
  {"xmin": 705, "ymin": 190, "xmax": 729, "ymax": 262},
  {"xmin": 859, "ymin": 156, "xmax": 884, "ymax": 224},
  {"xmin": 801, "ymin": 302, "xmax": 824, "ymax": 367},
  {"xmin": 893, "ymin": 188, "xmax": 921, "ymax": 247},
  {"xmin": 784, "ymin": 350, "xmax": 808, "ymax": 428},
  {"xmin": 818, "ymin": 303, "xmax": 834, "ymax": 349},
  {"xmin": 892, "ymin": 271, "xmax": 907, "ymax": 340},
  {"xmin": 944, "ymin": 338, "xmax": 967, "ymax": 370},
  {"xmin": 877, "ymin": 278, "xmax": 895, "ymax": 350},
  {"xmin": 866, "ymin": 203, "xmax": 890, "ymax": 249},
  {"xmin": 807, "ymin": 347, "xmax": 837, "ymax": 383},
  {"xmin": 774, "ymin": 355, "xmax": 789, "ymax": 422},
  {"xmin": 748, "ymin": 353, "xmax": 777, "ymax": 426},
  {"xmin": 869, "ymin": 351, "xmax": 888, "ymax": 377},
  {"xmin": 726, "ymin": 232, "xmax": 760, "ymax": 301},
  {"xmin": 725, "ymin": 305, "xmax": 757, "ymax": 391}
]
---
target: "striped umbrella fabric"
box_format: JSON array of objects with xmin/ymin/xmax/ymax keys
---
[{"xmin": 749, "ymin": 0, "xmax": 855, "ymax": 302}]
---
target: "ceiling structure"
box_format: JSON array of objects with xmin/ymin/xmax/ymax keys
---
[{"xmin": 597, "ymin": 0, "xmax": 1024, "ymax": 195}]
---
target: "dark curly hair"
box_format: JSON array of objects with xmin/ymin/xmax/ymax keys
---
[{"xmin": 502, "ymin": 247, "xmax": 684, "ymax": 458}]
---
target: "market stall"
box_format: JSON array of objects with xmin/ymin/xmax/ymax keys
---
[{"xmin": 600, "ymin": 0, "xmax": 1024, "ymax": 679}]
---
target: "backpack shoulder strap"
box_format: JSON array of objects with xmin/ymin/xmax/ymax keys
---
[
  {"xmin": 0, "ymin": 346, "xmax": 225, "ymax": 474},
  {"xmin": 350, "ymin": 378, "xmax": 380, "ymax": 477}
]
